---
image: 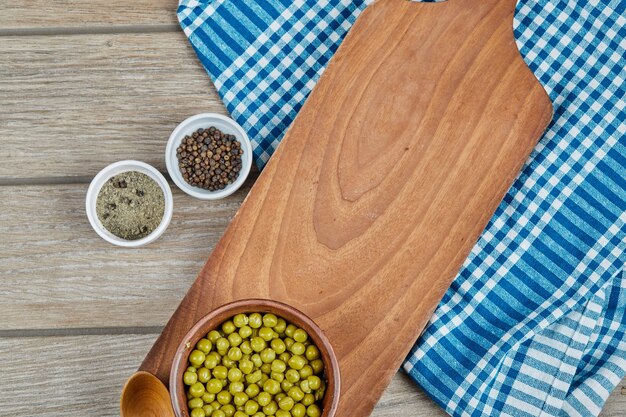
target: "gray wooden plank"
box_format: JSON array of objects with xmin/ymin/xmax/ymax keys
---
[
  {"xmin": 0, "ymin": 182, "xmax": 247, "ymax": 330},
  {"xmin": 0, "ymin": 335, "xmax": 622, "ymax": 416},
  {"xmin": 0, "ymin": 32, "xmax": 226, "ymax": 180},
  {"xmin": 0, "ymin": 0, "xmax": 177, "ymax": 30}
]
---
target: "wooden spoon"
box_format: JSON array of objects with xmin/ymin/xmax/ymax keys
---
[{"xmin": 120, "ymin": 371, "xmax": 174, "ymax": 417}]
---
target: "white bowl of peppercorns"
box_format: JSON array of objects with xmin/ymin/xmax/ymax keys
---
[{"xmin": 165, "ymin": 113, "xmax": 253, "ymax": 200}]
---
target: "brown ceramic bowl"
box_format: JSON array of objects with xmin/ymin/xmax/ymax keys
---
[{"xmin": 170, "ymin": 299, "xmax": 340, "ymax": 417}]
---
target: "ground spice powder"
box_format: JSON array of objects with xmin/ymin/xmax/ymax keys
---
[{"xmin": 96, "ymin": 171, "xmax": 165, "ymax": 240}]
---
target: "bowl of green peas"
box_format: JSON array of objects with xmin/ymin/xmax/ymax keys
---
[{"xmin": 169, "ymin": 299, "xmax": 340, "ymax": 417}]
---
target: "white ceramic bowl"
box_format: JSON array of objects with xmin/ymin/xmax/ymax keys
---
[
  {"xmin": 86, "ymin": 160, "xmax": 174, "ymax": 247},
  {"xmin": 165, "ymin": 113, "xmax": 253, "ymax": 200}
]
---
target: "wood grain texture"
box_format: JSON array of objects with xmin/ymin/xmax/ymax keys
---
[
  {"xmin": 0, "ymin": 334, "xmax": 451, "ymax": 417},
  {"xmin": 0, "ymin": 182, "xmax": 251, "ymax": 330},
  {"xmin": 1, "ymin": 182, "xmax": 623, "ymax": 416},
  {"xmin": 140, "ymin": 1, "xmax": 553, "ymax": 416},
  {"xmin": 0, "ymin": 0, "xmax": 177, "ymax": 30},
  {"xmin": 0, "ymin": 335, "xmax": 622, "ymax": 417},
  {"xmin": 0, "ymin": 32, "xmax": 226, "ymax": 179}
]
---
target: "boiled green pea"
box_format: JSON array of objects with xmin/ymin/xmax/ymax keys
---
[
  {"xmin": 227, "ymin": 368, "xmax": 243, "ymax": 382},
  {"xmin": 233, "ymin": 392, "xmax": 248, "ymax": 406},
  {"xmin": 260, "ymin": 348, "xmax": 276, "ymax": 364},
  {"xmin": 205, "ymin": 352, "xmax": 220, "ymax": 369},
  {"xmin": 259, "ymin": 373, "xmax": 269, "ymax": 386},
  {"xmin": 271, "ymin": 359, "xmax": 286, "ymax": 373},
  {"xmin": 213, "ymin": 365, "xmax": 228, "ymax": 380},
  {"xmin": 293, "ymin": 329, "xmax": 308, "ymax": 343},
  {"xmin": 315, "ymin": 380, "xmax": 326, "ymax": 401},
  {"xmin": 310, "ymin": 359, "xmax": 324, "ymax": 374},
  {"xmin": 221, "ymin": 357, "xmax": 235, "ymax": 369},
  {"xmin": 307, "ymin": 375, "xmax": 321, "ymax": 390},
  {"xmin": 206, "ymin": 379, "xmax": 223, "ymax": 394},
  {"xmin": 250, "ymin": 354, "xmax": 263, "ymax": 368},
  {"xmin": 239, "ymin": 326, "xmax": 253, "ymax": 339},
  {"xmin": 244, "ymin": 400, "xmax": 259, "ymax": 415},
  {"xmin": 288, "ymin": 386, "xmax": 305, "ymax": 402},
  {"xmin": 284, "ymin": 338, "xmax": 295, "ymax": 350},
  {"xmin": 262, "ymin": 313, "xmax": 278, "ymax": 328},
  {"xmin": 291, "ymin": 403, "xmax": 306, "ymax": 417},
  {"xmin": 305, "ymin": 345, "xmax": 320, "ymax": 361},
  {"xmin": 220, "ymin": 404, "xmax": 235, "ymax": 417},
  {"xmin": 184, "ymin": 371, "xmax": 198, "ymax": 385},
  {"xmin": 233, "ymin": 314, "xmax": 248, "ymax": 328},
  {"xmin": 275, "ymin": 393, "xmax": 286, "ymax": 403},
  {"xmin": 228, "ymin": 333, "xmax": 243, "ymax": 347},
  {"xmin": 197, "ymin": 338, "xmax": 213, "ymax": 354},
  {"xmin": 306, "ymin": 404, "xmax": 321, "ymax": 417},
  {"xmin": 202, "ymin": 393, "xmax": 215, "ymax": 403},
  {"xmin": 190, "ymin": 382, "xmax": 206, "ymax": 398},
  {"xmin": 211, "ymin": 410, "xmax": 226, "ymax": 417},
  {"xmin": 198, "ymin": 367, "xmax": 211, "ymax": 383},
  {"xmin": 263, "ymin": 401, "xmax": 278, "ymax": 415},
  {"xmin": 228, "ymin": 347, "xmax": 243, "ymax": 361},
  {"xmin": 216, "ymin": 338, "xmax": 230, "ymax": 354},
  {"xmin": 188, "ymin": 398, "xmax": 204, "ymax": 409},
  {"xmin": 271, "ymin": 372, "xmax": 284, "ymax": 383},
  {"xmin": 263, "ymin": 378, "xmax": 281, "ymax": 395},
  {"xmin": 271, "ymin": 338, "xmax": 286, "ymax": 354},
  {"xmin": 290, "ymin": 342, "xmax": 306, "ymax": 356},
  {"xmin": 239, "ymin": 340, "xmax": 252, "ymax": 355},
  {"xmin": 228, "ymin": 381, "xmax": 244, "ymax": 394},
  {"xmin": 207, "ymin": 330, "xmax": 222, "ymax": 343},
  {"xmin": 285, "ymin": 369, "xmax": 300, "ymax": 383},
  {"xmin": 281, "ymin": 381, "xmax": 294, "ymax": 393},
  {"xmin": 285, "ymin": 324, "xmax": 297, "ymax": 338},
  {"xmin": 279, "ymin": 352, "xmax": 291, "ymax": 363},
  {"xmin": 256, "ymin": 391, "xmax": 272, "ymax": 407},
  {"xmin": 245, "ymin": 369, "xmax": 262, "ymax": 384},
  {"xmin": 274, "ymin": 318, "xmax": 287, "ymax": 334},
  {"xmin": 190, "ymin": 350, "xmax": 207, "ymax": 367},
  {"xmin": 250, "ymin": 337, "xmax": 266, "ymax": 353},
  {"xmin": 288, "ymin": 355, "xmax": 306, "ymax": 370},
  {"xmin": 190, "ymin": 408, "xmax": 206, "ymax": 417},
  {"xmin": 222, "ymin": 320, "xmax": 236, "ymax": 335},
  {"xmin": 301, "ymin": 393, "xmax": 315, "ymax": 406},
  {"xmin": 202, "ymin": 404, "xmax": 214, "ymax": 415},
  {"xmin": 260, "ymin": 363, "xmax": 272, "ymax": 374},
  {"xmin": 278, "ymin": 396, "xmax": 294, "ymax": 411},
  {"xmin": 248, "ymin": 313, "xmax": 262, "ymax": 329},
  {"xmin": 239, "ymin": 360, "xmax": 254, "ymax": 375},
  {"xmin": 300, "ymin": 379, "xmax": 311, "ymax": 394},
  {"xmin": 233, "ymin": 412, "xmax": 247, "ymax": 417},
  {"xmin": 245, "ymin": 383, "xmax": 260, "ymax": 398},
  {"xmin": 299, "ymin": 365, "xmax": 313, "ymax": 379},
  {"xmin": 217, "ymin": 390, "xmax": 232, "ymax": 405},
  {"xmin": 258, "ymin": 327, "xmax": 274, "ymax": 341}
]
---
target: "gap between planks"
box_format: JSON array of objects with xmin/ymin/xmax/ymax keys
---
[
  {"xmin": 0, "ymin": 326, "xmax": 163, "ymax": 338},
  {"xmin": 0, "ymin": 24, "xmax": 180, "ymax": 37}
]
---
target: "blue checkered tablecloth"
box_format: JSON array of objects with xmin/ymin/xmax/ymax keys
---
[{"xmin": 178, "ymin": 1, "xmax": 626, "ymax": 416}]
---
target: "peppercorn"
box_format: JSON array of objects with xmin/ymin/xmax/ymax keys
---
[{"xmin": 176, "ymin": 126, "xmax": 243, "ymax": 191}]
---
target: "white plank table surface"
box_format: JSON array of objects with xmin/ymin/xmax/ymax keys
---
[{"xmin": 0, "ymin": 2, "xmax": 623, "ymax": 416}]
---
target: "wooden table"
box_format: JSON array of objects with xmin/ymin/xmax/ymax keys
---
[{"xmin": 0, "ymin": 2, "xmax": 623, "ymax": 416}]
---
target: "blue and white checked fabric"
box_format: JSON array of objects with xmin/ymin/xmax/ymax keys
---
[{"xmin": 178, "ymin": 1, "xmax": 625, "ymax": 416}]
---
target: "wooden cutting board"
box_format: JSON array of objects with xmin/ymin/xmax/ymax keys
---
[{"xmin": 139, "ymin": 0, "xmax": 552, "ymax": 415}]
